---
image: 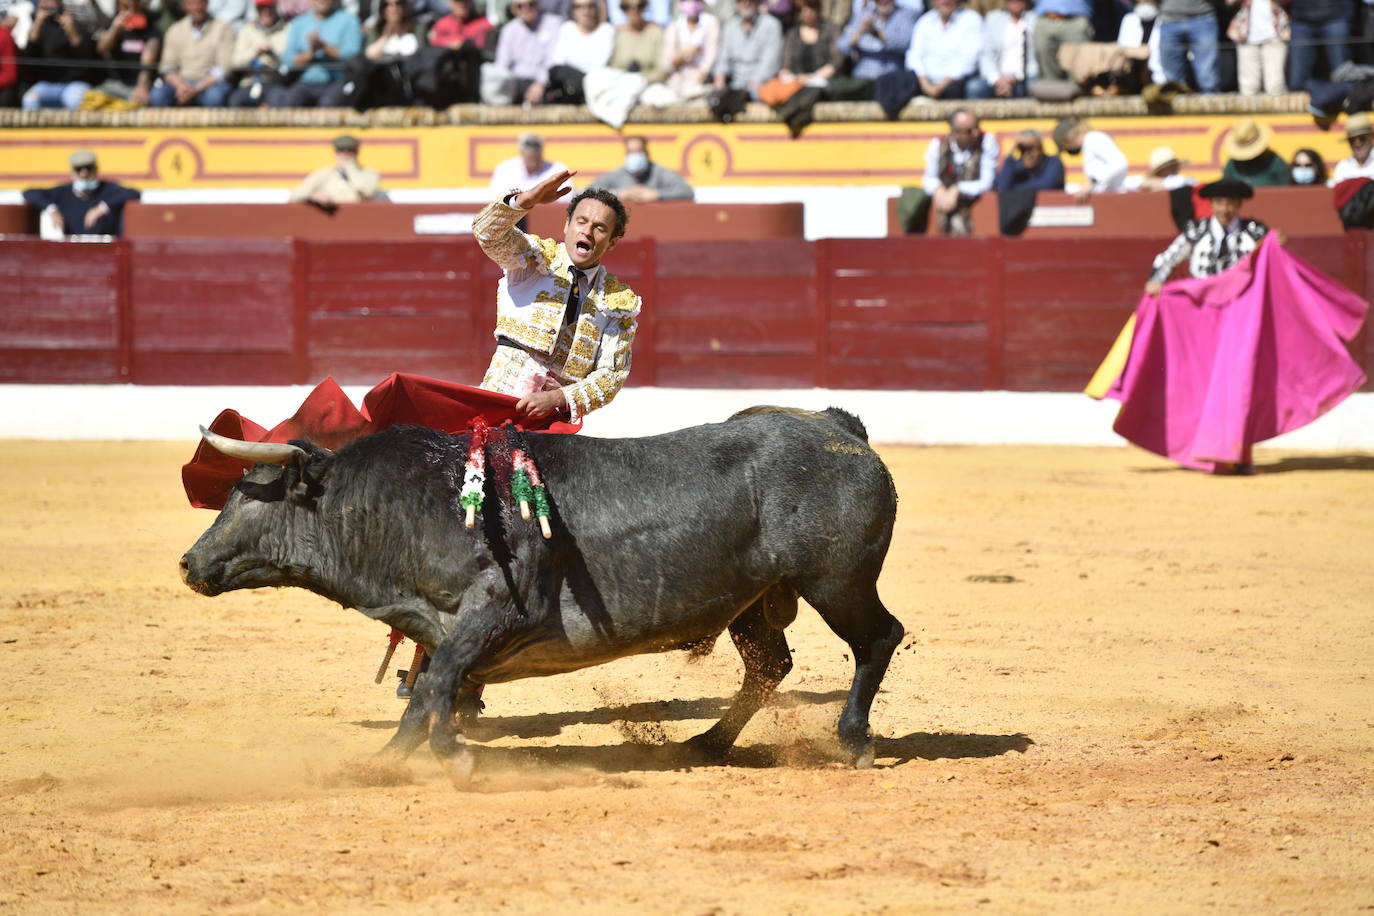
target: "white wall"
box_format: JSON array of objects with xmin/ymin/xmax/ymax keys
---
[{"xmin": 3, "ymin": 384, "xmax": 1371, "ymax": 450}]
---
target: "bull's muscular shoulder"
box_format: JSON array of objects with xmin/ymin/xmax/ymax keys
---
[{"xmin": 601, "ymin": 273, "xmax": 639, "ymax": 311}]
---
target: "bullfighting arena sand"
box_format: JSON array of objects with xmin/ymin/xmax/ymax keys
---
[{"xmin": 2, "ymin": 439, "xmax": 1373, "ymax": 913}]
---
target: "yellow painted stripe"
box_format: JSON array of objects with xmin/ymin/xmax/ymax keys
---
[{"xmin": 0, "ymin": 115, "xmax": 1344, "ymax": 190}]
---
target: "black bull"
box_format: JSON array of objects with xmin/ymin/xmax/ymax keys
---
[{"xmin": 180, "ymin": 406, "xmax": 905, "ymax": 784}]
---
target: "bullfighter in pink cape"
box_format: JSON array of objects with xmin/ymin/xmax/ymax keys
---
[{"xmin": 1088, "ymin": 179, "xmax": 1369, "ymax": 474}]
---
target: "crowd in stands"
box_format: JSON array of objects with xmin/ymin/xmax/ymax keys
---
[{"xmin": 1, "ymin": 0, "xmax": 1371, "ymax": 113}]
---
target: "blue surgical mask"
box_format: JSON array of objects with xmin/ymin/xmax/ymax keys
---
[
  {"xmin": 624, "ymin": 152, "xmax": 649, "ymax": 174},
  {"xmin": 1291, "ymin": 166, "xmax": 1316, "ymax": 185},
  {"xmin": 73, "ymin": 178, "xmax": 98, "ymax": 193}
]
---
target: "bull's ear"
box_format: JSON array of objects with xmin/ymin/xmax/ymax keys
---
[{"xmin": 286, "ymin": 441, "xmax": 333, "ymax": 506}]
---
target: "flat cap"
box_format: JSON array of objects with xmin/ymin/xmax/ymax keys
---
[
  {"xmin": 332, "ymin": 134, "xmax": 360, "ymax": 152},
  {"xmin": 69, "ymin": 150, "xmax": 97, "ymax": 169}
]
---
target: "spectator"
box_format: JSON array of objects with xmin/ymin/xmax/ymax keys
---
[
  {"xmin": 1032, "ymin": 0, "xmax": 1090, "ymax": 82},
  {"xmin": 277, "ymin": 0, "xmax": 313, "ymax": 19},
  {"xmin": 659, "ymin": 0, "xmax": 717, "ymax": 100},
  {"xmin": 1288, "ymin": 147, "xmax": 1326, "ymax": 186},
  {"xmin": 921, "ymin": 107, "xmax": 998, "ymax": 235},
  {"xmin": 588, "ymin": 135, "xmax": 694, "ymax": 201},
  {"xmin": 365, "ymin": 0, "xmax": 424, "ymax": 59},
  {"xmin": 482, "ymin": 0, "xmax": 560, "ymax": 104},
  {"xmin": 429, "ymin": 0, "xmax": 493, "ymax": 51},
  {"xmin": 1126, "ymin": 144, "xmax": 1196, "ymax": 190},
  {"xmin": 289, "ymin": 134, "xmax": 381, "ymax": 208},
  {"xmin": 1116, "ymin": 0, "xmax": 1164, "ymax": 85},
  {"xmin": 605, "ymin": 0, "xmax": 665, "ymax": 27},
  {"xmin": 488, "ymin": 131, "xmax": 569, "ymax": 193},
  {"xmin": 22, "ymin": 0, "xmax": 93, "ymax": 110},
  {"xmin": 1157, "ymin": 0, "xmax": 1217, "ymax": 93},
  {"xmin": 275, "ymin": 0, "xmax": 362, "ymax": 106},
  {"xmin": 994, "ymin": 128, "xmax": 1065, "ymax": 192},
  {"xmin": 209, "ymin": 0, "xmax": 249, "ymax": 25},
  {"xmin": 835, "ymin": 0, "xmax": 916, "ymax": 84},
  {"xmin": 546, "ymin": 0, "xmax": 612, "ymax": 101},
  {"xmin": 227, "ymin": 0, "xmax": 287, "ymax": 107},
  {"xmin": 608, "ymin": 0, "xmax": 663, "ymax": 82},
  {"xmin": 1226, "ymin": 0, "xmax": 1286, "ymax": 95},
  {"xmin": 1053, "ymin": 116, "xmax": 1128, "ymax": 196},
  {"xmin": 905, "ymin": 0, "xmax": 981, "ymax": 99},
  {"xmin": 92, "ymin": 0, "xmax": 160, "ymax": 105},
  {"xmin": 1289, "ymin": 0, "xmax": 1352, "ymax": 92},
  {"xmin": 713, "ymin": 0, "xmax": 783, "ymax": 98},
  {"xmin": 3, "ymin": 0, "xmax": 35, "ymax": 51},
  {"xmin": 0, "ymin": 19, "xmax": 17, "ymax": 105},
  {"xmin": 1221, "ymin": 117, "xmax": 1289, "ymax": 187},
  {"xmin": 970, "ymin": 0, "xmax": 1035, "ymax": 98},
  {"xmin": 150, "ymin": 0, "xmax": 233, "ymax": 105},
  {"xmin": 22, "ymin": 150, "xmax": 140, "ymax": 236},
  {"xmin": 1331, "ymin": 112, "xmax": 1374, "ymax": 184}
]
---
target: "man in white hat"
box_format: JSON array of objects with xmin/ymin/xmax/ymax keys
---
[
  {"xmin": 1332, "ymin": 113, "xmax": 1374, "ymax": 186},
  {"xmin": 21, "ymin": 150, "xmax": 141, "ymax": 236},
  {"xmin": 1220, "ymin": 116, "xmax": 1288, "ymax": 187},
  {"xmin": 1127, "ymin": 145, "xmax": 1196, "ymax": 191}
]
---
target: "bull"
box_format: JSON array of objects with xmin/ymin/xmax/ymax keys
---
[{"xmin": 179, "ymin": 406, "xmax": 905, "ymax": 785}]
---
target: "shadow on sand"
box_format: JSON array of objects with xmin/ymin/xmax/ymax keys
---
[
  {"xmin": 1135, "ymin": 453, "xmax": 1374, "ymax": 475},
  {"xmin": 351, "ymin": 689, "xmax": 1034, "ymax": 777}
]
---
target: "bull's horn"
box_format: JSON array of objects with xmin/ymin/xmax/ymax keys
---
[{"xmin": 199, "ymin": 426, "xmax": 308, "ymax": 465}]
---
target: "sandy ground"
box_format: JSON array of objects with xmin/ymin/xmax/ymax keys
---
[{"xmin": 1, "ymin": 437, "xmax": 1373, "ymax": 914}]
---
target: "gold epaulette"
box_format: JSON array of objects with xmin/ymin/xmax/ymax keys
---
[
  {"xmin": 601, "ymin": 276, "xmax": 639, "ymax": 312},
  {"xmin": 536, "ymin": 237, "xmax": 561, "ymax": 269}
]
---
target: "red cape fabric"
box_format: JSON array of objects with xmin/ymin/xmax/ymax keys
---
[
  {"xmin": 1105, "ymin": 236, "xmax": 1368, "ymax": 471},
  {"xmin": 182, "ymin": 373, "xmax": 580, "ymax": 509}
]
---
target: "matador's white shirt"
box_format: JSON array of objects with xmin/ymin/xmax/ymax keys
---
[{"xmin": 472, "ymin": 197, "xmax": 641, "ymax": 421}]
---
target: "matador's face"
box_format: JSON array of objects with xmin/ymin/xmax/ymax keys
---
[{"xmin": 564, "ymin": 198, "xmax": 618, "ymax": 270}]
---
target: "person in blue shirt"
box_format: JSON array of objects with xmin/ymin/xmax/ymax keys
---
[
  {"xmin": 272, "ymin": 0, "xmax": 363, "ymax": 107},
  {"xmin": 994, "ymin": 128, "xmax": 1066, "ymax": 192},
  {"xmin": 836, "ymin": 0, "xmax": 917, "ymax": 82},
  {"xmin": 23, "ymin": 150, "xmax": 141, "ymax": 237}
]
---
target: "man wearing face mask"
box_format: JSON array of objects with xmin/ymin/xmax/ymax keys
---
[
  {"xmin": 586, "ymin": 135, "xmax": 694, "ymax": 203},
  {"xmin": 23, "ymin": 150, "xmax": 141, "ymax": 237}
]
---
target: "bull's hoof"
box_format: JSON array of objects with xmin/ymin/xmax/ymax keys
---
[
  {"xmin": 681, "ymin": 732, "xmax": 732, "ymax": 765},
  {"xmin": 439, "ymin": 748, "xmax": 475, "ymax": 787},
  {"xmin": 851, "ymin": 740, "xmax": 876, "ymax": 770}
]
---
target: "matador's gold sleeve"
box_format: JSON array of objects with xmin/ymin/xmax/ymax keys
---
[
  {"xmin": 472, "ymin": 196, "xmax": 542, "ymax": 275},
  {"xmin": 561, "ymin": 303, "xmax": 640, "ymax": 422}
]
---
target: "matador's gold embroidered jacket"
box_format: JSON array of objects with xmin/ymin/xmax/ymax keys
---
[{"xmin": 472, "ymin": 197, "xmax": 641, "ymax": 421}]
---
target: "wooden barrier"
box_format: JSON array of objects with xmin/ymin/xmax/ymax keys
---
[
  {"xmin": 2, "ymin": 233, "xmax": 1370, "ymax": 391},
  {"xmin": 887, "ymin": 186, "xmax": 1344, "ymax": 238}
]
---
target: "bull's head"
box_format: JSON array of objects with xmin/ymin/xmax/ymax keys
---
[{"xmin": 179, "ymin": 427, "xmax": 334, "ymax": 597}]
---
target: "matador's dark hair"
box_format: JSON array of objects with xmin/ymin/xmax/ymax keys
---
[{"xmin": 565, "ymin": 187, "xmax": 630, "ymax": 243}]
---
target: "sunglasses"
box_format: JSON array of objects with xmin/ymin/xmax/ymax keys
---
[
  {"xmin": 1016, "ymin": 144, "xmax": 1038, "ymax": 153},
  {"xmin": 621, "ymin": 1, "xmax": 644, "ymax": 8},
  {"xmin": 73, "ymin": 165, "xmax": 95, "ymax": 174}
]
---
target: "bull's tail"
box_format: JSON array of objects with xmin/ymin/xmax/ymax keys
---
[{"xmin": 729, "ymin": 405, "xmax": 870, "ymax": 444}]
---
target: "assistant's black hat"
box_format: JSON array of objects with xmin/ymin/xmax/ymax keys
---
[{"xmin": 1199, "ymin": 179, "xmax": 1254, "ymax": 200}]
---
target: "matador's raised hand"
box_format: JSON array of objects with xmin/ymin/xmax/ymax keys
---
[{"xmin": 514, "ymin": 170, "xmax": 578, "ymax": 210}]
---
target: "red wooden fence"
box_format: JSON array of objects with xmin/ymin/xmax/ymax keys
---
[{"xmin": 2, "ymin": 234, "xmax": 1370, "ymax": 391}]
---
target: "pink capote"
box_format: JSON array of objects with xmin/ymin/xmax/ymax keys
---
[{"xmin": 1105, "ymin": 235, "xmax": 1368, "ymax": 472}]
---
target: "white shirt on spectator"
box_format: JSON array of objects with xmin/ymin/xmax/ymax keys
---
[
  {"xmin": 1081, "ymin": 129, "xmax": 1129, "ymax": 192},
  {"xmin": 921, "ymin": 129, "xmax": 999, "ymax": 198},
  {"xmin": 1117, "ymin": 12, "xmax": 1165, "ymax": 84},
  {"xmin": 488, "ymin": 156, "xmax": 571, "ymax": 193},
  {"xmin": 906, "ymin": 6, "xmax": 982, "ymax": 81},
  {"xmin": 552, "ymin": 19, "xmax": 615, "ymax": 71},
  {"xmin": 1246, "ymin": 0, "xmax": 1276, "ymax": 43},
  {"xmin": 998, "ymin": 14, "xmax": 1028, "ymax": 80},
  {"xmin": 1332, "ymin": 154, "xmax": 1374, "ymax": 185}
]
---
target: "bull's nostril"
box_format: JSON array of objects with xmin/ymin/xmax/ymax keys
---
[{"xmin": 178, "ymin": 555, "xmax": 191, "ymax": 582}]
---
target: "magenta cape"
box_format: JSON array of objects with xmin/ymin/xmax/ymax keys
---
[
  {"xmin": 182, "ymin": 372, "xmax": 581, "ymax": 509},
  {"xmin": 1105, "ymin": 236, "xmax": 1368, "ymax": 471}
]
